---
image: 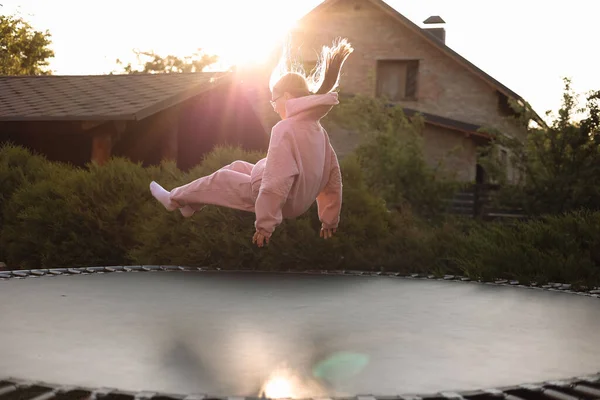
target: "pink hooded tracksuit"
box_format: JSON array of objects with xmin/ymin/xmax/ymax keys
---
[{"xmin": 169, "ymin": 91, "xmax": 343, "ymax": 238}]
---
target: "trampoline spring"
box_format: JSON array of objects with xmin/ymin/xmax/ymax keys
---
[
  {"xmin": 48, "ymin": 269, "xmax": 64, "ymax": 275},
  {"xmin": 0, "ymin": 384, "xmax": 18, "ymax": 396},
  {"xmin": 356, "ymin": 396, "xmax": 379, "ymax": 400},
  {"xmin": 133, "ymin": 391, "xmax": 158, "ymax": 399},
  {"xmin": 571, "ymin": 383, "xmax": 600, "ymax": 398},
  {"xmin": 502, "ymin": 395, "xmax": 529, "ymax": 400},
  {"xmin": 477, "ymin": 388, "xmax": 506, "ymax": 398},
  {"xmin": 182, "ymin": 394, "xmax": 207, "ymax": 400},
  {"xmin": 67, "ymin": 269, "xmax": 82, "ymax": 275},
  {"xmin": 540, "ymin": 388, "xmax": 581, "ymax": 400},
  {"xmin": 29, "ymin": 388, "xmax": 61, "ymax": 400},
  {"xmin": 89, "ymin": 387, "xmax": 116, "ymax": 400},
  {"xmin": 439, "ymin": 391, "xmax": 465, "ymax": 399}
]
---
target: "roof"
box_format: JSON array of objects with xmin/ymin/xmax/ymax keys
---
[
  {"xmin": 337, "ymin": 93, "xmax": 490, "ymax": 137},
  {"xmin": 401, "ymin": 107, "xmax": 489, "ymax": 138},
  {"xmin": 301, "ymin": 0, "xmax": 546, "ymax": 126},
  {"xmin": 0, "ymin": 72, "xmax": 230, "ymax": 122}
]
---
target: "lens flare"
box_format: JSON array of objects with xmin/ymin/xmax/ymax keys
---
[
  {"xmin": 263, "ymin": 375, "xmax": 294, "ymax": 399},
  {"xmin": 260, "ymin": 365, "xmax": 319, "ymax": 399}
]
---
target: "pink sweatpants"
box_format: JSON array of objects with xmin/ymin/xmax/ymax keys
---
[{"xmin": 169, "ymin": 161, "xmax": 258, "ymax": 213}]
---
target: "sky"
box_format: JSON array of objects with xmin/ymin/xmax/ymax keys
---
[{"xmin": 3, "ymin": 0, "xmax": 598, "ymax": 120}]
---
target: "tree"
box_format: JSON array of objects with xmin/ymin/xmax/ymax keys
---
[
  {"xmin": 324, "ymin": 95, "xmax": 459, "ymax": 218},
  {"xmin": 479, "ymin": 78, "xmax": 600, "ymax": 215},
  {"xmin": 0, "ymin": 13, "xmax": 54, "ymax": 75},
  {"xmin": 116, "ymin": 48, "xmax": 218, "ymax": 74}
]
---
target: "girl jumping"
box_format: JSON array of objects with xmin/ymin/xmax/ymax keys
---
[{"xmin": 149, "ymin": 39, "xmax": 353, "ymax": 248}]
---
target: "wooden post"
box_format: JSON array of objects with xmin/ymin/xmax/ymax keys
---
[
  {"xmin": 473, "ymin": 183, "xmax": 480, "ymax": 218},
  {"xmin": 91, "ymin": 130, "xmax": 113, "ymax": 165},
  {"xmin": 88, "ymin": 121, "xmax": 127, "ymax": 166},
  {"xmin": 161, "ymin": 122, "xmax": 179, "ymax": 162},
  {"xmin": 160, "ymin": 110, "xmax": 179, "ymax": 163}
]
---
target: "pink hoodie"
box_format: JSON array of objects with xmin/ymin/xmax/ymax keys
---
[{"xmin": 251, "ymin": 92, "xmax": 342, "ymax": 238}]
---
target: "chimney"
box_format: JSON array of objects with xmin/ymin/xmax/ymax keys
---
[{"xmin": 423, "ymin": 15, "xmax": 446, "ymax": 43}]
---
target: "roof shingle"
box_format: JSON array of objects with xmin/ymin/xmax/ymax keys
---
[{"xmin": 0, "ymin": 72, "xmax": 228, "ymax": 121}]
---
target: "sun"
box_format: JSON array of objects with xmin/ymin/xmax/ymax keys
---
[
  {"xmin": 216, "ymin": 21, "xmax": 297, "ymax": 68},
  {"xmin": 178, "ymin": 2, "xmax": 303, "ymax": 69}
]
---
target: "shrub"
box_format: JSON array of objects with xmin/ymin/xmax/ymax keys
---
[
  {"xmin": 129, "ymin": 152, "xmax": 406, "ymax": 272},
  {"xmin": 0, "ymin": 143, "xmax": 68, "ymax": 224},
  {"xmin": 0, "ymin": 157, "xmax": 181, "ymax": 269},
  {"xmin": 0, "ymin": 144, "xmax": 73, "ymax": 261},
  {"xmin": 479, "ymin": 79, "xmax": 600, "ymax": 215},
  {"xmin": 448, "ymin": 210, "xmax": 600, "ymax": 287},
  {"xmin": 325, "ymin": 95, "xmax": 460, "ymax": 218},
  {"xmin": 1, "ymin": 144, "xmax": 599, "ymax": 288}
]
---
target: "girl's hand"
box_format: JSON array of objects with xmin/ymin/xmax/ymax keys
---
[
  {"xmin": 252, "ymin": 231, "xmax": 269, "ymax": 248},
  {"xmin": 320, "ymin": 227, "xmax": 337, "ymax": 239}
]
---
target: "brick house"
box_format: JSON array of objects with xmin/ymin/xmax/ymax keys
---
[
  {"xmin": 0, "ymin": 72, "xmax": 269, "ymax": 170},
  {"xmin": 273, "ymin": 0, "xmax": 544, "ymax": 183}
]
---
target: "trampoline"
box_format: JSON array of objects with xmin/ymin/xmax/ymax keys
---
[{"xmin": 1, "ymin": 266, "xmax": 600, "ymax": 400}]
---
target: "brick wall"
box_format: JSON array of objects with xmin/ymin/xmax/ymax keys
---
[
  {"xmin": 290, "ymin": 0, "xmax": 524, "ymax": 138},
  {"xmin": 422, "ymin": 125, "xmax": 478, "ymax": 182},
  {"xmin": 245, "ymin": 0, "xmax": 529, "ymax": 183}
]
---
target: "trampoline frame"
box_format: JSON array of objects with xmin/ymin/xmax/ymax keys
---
[
  {"xmin": 1, "ymin": 265, "xmax": 600, "ymax": 400},
  {"xmin": 1, "ymin": 265, "xmax": 599, "ymax": 298},
  {"xmin": 0, "ymin": 373, "xmax": 600, "ymax": 400}
]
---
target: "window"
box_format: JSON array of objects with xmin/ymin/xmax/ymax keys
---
[
  {"xmin": 498, "ymin": 92, "xmax": 517, "ymax": 117},
  {"xmin": 376, "ymin": 60, "xmax": 419, "ymax": 101}
]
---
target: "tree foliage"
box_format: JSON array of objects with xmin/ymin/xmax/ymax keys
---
[
  {"xmin": 116, "ymin": 48, "xmax": 218, "ymax": 74},
  {"xmin": 325, "ymin": 95, "xmax": 459, "ymax": 218},
  {"xmin": 479, "ymin": 78, "xmax": 600, "ymax": 215},
  {"xmin": 0, "ymin": 12, "xmax": 54, "ymax": 75}
]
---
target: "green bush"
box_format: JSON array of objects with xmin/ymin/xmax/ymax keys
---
[
  {"xmin": 448, "ymin": 211, "xmax": 600, "ymax": 287},
  {"xmin": 479, "ymin": 79, "xmax": 600, "ymax": 215},
  {"xmin": 0, "ymin": 143, "xmax": 68, "ymax": 224},
  {"xmin": 0, "ymin": 144, "xmax": 74, "ymax": 261},
  {"xmin": 0, "ymin": 157, "xmax": 180, "ymax": 268},
  {"xmin": 325, "ymin": 95, "xmax": 460, "ymax": 218},
  {"xmin": 129, "ymin": 152, "xmax": 406, "ymax": 272},
  {"xmin": 1, "ymin": 144, "xmax": 599, "ymax": 288}
]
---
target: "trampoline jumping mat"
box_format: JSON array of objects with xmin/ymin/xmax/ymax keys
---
[{"xmin": 1, "ymin": 269, "xmax": 599, "ymax": 398}]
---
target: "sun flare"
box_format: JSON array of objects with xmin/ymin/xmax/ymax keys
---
[
  {"xmin": 260, "ymin": 366, "xmax": 318, "ymax": 399},
  {"xmin": 263, "ymin": 376, "xmax": 294, "ymax": 399},
  {"xmin": 180, "ymin": 2, "xmax": 304, "ymax": 69}
]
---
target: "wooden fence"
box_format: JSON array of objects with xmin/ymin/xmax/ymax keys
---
[{"xmin": 446, "ymin": 184, "xmax": 528, "ymax": 221}]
